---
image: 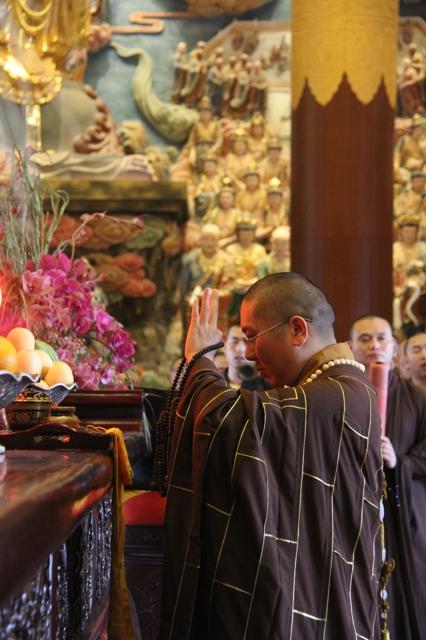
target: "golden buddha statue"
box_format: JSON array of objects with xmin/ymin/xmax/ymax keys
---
[
  {"xmin": 204, "ymin": 179, "xmax": 240, "ymax": 248},
  {"xmin": 224, "ymin": 128, "xmax": 254, "ymax": 187},
  {"xmin": 235, "ymin": 166, "xmax": 266, "ymax": 219},
  {"xmin": 0, "ymin": 0, "xmax": 91, "ymax": 151},
  {"xmin": 194, "ymin": 155, "xmax": 223, "ymax": 200},
  {"xmin": 180, "ymin": 223, "xmax": 232, "ymax": 303},
  {"xmin": 188, "ymin": 96, "xmax": 222, "ymax": 173},
  {"xmin": 225, "ymin": 216, "xmax": 267, "ymax": 293},
  {"xmin": 246, "ymin": 111, "xmax": 269, "ymax": 160},
  {"xmin": 259, "ymin": 137, "xmax": 290, "ymax": 187},
  {"xmin": 397, "ymin": 114, "xmax": 426, "ymax": 173},
  {"xmin": 0, "ymin": 0, "xmax": 91, "ymax": 106},
  {"xmin": 256, "ymin": 178, "xmax": 288, "ymax": 245}
]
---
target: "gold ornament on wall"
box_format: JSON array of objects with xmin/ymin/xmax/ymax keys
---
[{"xmin": 292, "ymin": 0, "xmax": 398, "ymax": 109}]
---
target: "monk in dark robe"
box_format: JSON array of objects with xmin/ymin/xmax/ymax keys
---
[
  {"xmin": 160, "ymin": 274, "xmax": 382, "ymax": 640},
  {"xmin": 351, "ymin": 315, "xmax": 426, "ymax": 640}
]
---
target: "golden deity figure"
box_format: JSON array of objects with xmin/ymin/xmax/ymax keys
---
[
  {"xmin": 256, "ymin": 225, "xmax": 291, "ymax": 278},
  {"xmin": 393, "ymin": 214, "xmax": 426, "ymax": 275},
  {"xmin": 256, "ymin": 178, "xmax": 289, "ymax": 245},
  {"xmin": 0, "ymin": 0, "xmax": 91, "ymax": 151},
  {"xmin": 394, "ymin": 170, "xmax": 426, "ymax": 217},
  {"xmin": 221, "ymin": 55, "xmax": 238, "ymax": 117},
  {"xmin": 246, "ymin": 111, "xmax": 269, "ymax": 160},
  {"xmin": 180, "ymin": 223, "xmax": 232, "ymax": 303},
  {"xmin": 194, "ymin": 155, "xmax": 223, "ymax": 199},
  {"xmin": 188, "ymin": 96, "xmax": 222, "ymax": 173},
  {"xmin": 247, "ymin": 60, "xmax": 268, "ymax": 114},
  {"xmin": 204, "ymin": 180, "xmax": 240, "ymax": 248},
  {"xmin": 392, "ymin": 213, "xmax": 426, "ymax": 328},
  {"xmin": 396, "ymin": 114, "xmax": 426, "ymax": 173},
  {"xmin": 235, "ymin": 166, "xmax": 266, "ymax": 219},
  {"xmin": 225, "ymin": 216, "xmax": 267, "ymax": 293},
  {"xmin": 223, "ymin": 128, "xmax": 254, "ymax": 187},
  {"xmin": 0, "ymin": 0, "xmax": 91, "ymax": 106},
  {"xmin": 259, "ymin": 137, "xmax": 290, "ymax": 188}
]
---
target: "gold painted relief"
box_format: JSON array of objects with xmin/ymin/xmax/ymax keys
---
[{"xmin": 292, "ymin": 0, "xmax": 398, "ymax": 108}]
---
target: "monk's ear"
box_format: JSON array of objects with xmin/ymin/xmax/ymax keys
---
[{"xmin": 289, "ymin": 315, "xmax": 309, "ymax": 346}]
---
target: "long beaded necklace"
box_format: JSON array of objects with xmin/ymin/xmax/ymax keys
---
[
  {"xmin": 152, "ymin": 341, "xmax": 224, "ymax": 496},
  {"xmin": 302, "ymin": 358, "xmax": 365, "ymax": 385}
]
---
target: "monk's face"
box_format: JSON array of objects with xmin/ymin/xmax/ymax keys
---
[
  {"xmin": 405, "ymin": 333, "xmax": 426, "ymax": 381},
  {"xmin": 350, "ymin": 317, "xmax": 394, "ymax": 370},
  {"xmin": 240, "ymin": 301, "xmax": 300, "ymax": 387}
]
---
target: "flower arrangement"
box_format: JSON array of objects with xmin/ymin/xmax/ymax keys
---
[{"xmin": 0, "ymin": 149, "xmax": 137, "ymax": 389}]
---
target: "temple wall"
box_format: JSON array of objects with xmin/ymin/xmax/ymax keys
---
[{"xmin": 84, "ymin": 0, "xmax": 290, "ymax": 147}]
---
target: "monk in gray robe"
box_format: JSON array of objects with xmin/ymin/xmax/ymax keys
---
[{"xmin": 160, "ymin": 274, "xmax": 382, "ymax": 639}]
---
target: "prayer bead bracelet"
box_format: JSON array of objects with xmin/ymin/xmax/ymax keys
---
[
  {"xmin": 152, "ymin": 341, "xmax": 224, "ymax": 495},
  {"xmin": 302, "ymin": 358, "xmax": 365, "ymax": 385}
]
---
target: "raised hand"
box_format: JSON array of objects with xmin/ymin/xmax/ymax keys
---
[{"xmin": 185, "ymin": 288, "xmax": 223, "ymax": 361}]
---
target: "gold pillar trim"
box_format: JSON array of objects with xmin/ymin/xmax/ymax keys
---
[{"xmin": 292, "ymin": 0, "xmax": 398, "ymax": 109}]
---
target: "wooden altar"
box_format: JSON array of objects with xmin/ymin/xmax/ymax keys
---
[
  {"xmin": 0, "ymin": 449, "xmax": 113, "ymax": 638},
  {"xmin": 0, "ymin": 387, "xmax": 165, "ymax": 639}
]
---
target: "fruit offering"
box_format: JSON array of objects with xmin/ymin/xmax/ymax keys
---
[
  {"xmin": 44, "ymin": 362, "xmax": 74, "ymax": 387},
  {"xmin": 0, "ymin": 337, "xmax": 18, "ymax": 373},
  {"xmin": 7, "ymin": 327, "xmax": 36, "ymax": 351},
  {"xmin": 1, "ymin": 328, "xmax": 74, "ymax": 386}
]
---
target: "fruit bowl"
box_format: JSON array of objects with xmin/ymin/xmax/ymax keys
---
[
  {"xmin": 20, "ymin": 382, "xmax": 78, "ymax": 405},
  {"xmin": 0, "ymin": 371, "xmax": 39, "ymax": 409}
]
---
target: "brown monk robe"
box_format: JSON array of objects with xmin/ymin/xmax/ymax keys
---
[
  {"xmin": 160, "ymin": 275, "xmax": 382, "ymax": 640},
  {"xmin": 350, "ymin": 316, "xmax": 426, "ymax": 640},
  {"xmin": 383, "ymin": 371, "xmax": 426, "ymax": 640}
]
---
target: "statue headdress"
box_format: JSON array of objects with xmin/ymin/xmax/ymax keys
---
[
  {"xmin": 410, "ymin": 169, "xmax": 426, "ymax": 179},
  {"xmin": 268, "ymin": 136, "xmax": 283, "ymax": 150},
  {"xmin": 411, "ymin": 52, "xmax": 423, "ymax": 69},
  {"xmin": 202, "ymin": 153, "xmax": 218, "ymax": 164},
  {"xmin": 243, "ymin": 162, "xmax": 260, "ymax": 177},
  {"xmin": 398, "ymin": 213, "xmax": 421, "ymax": 227},
  {"xmin": 219, "ymin": 175, "xmax": 236, "ymax": 194},
  {"xmin": 250, "ymin": 111, "xmax": 264, "ymax": 126},
  {"xmin": 232, "ymin": 127, "xmax": 248, "ymax": 143},
  {"xmin": 198, "ymin": 96, "xmax": 213, "ymax": 111},
  {"xmin": 411, "ymin": 113, "xmax": 425, "ymax": 129},
  {"xmin": 267, "ymin": 177, "xmax": 283, "ymax": 194},
  {"xmin": 271, "ymin": 225, "xmax": 290, "ymax": 241},
  {"xmin": 236, "ymin": 213, "xmax": 256, "ymax": 230}
]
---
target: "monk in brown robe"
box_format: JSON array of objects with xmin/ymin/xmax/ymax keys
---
[
  {"xmin": 350, "ymin": 315, "xmax": 426, "ymax": 640},
  {"xmin": 160, "ymin": 274, "xmax": 382, "ymax": 639}
]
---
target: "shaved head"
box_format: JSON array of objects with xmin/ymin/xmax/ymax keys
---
[
  {"xmin": 349, "ymin": 315, "xmax": 395, "ymax": 370},
  {"xmin": 243, "ymin": 272, "xmax": 336, "ymax": 340},
  {"xmin": 349, "ymin": 315, "xmax": 392, "ymax": 341}
]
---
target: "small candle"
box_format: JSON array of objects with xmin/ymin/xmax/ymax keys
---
[{"xmin": 369, "ymin": 361, "xmax": 389, "ymax": 437}]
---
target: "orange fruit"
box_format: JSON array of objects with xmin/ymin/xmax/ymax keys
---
[
  {"xmin": 16, "ymin": 349, "xmax": 42, "ymax": 377},
  {"xmin": 44, "ymin": 361, "xmax": 74, "ymax": 386},
  {"xmin": 7, "ymin": 327, "xmax": 35, "ymax": 351},
  {"xmin": 34, "ymin": 349, "xmax": 53, "ymax": 376},
  {"xmin": 0, "ymin": 337, "xmax": 18, "ymax": 373}
]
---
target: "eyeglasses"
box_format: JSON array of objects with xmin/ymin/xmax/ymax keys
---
[{"xmin": 243, "ymin": 316, "xmax": 312, "ymax": 344}]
